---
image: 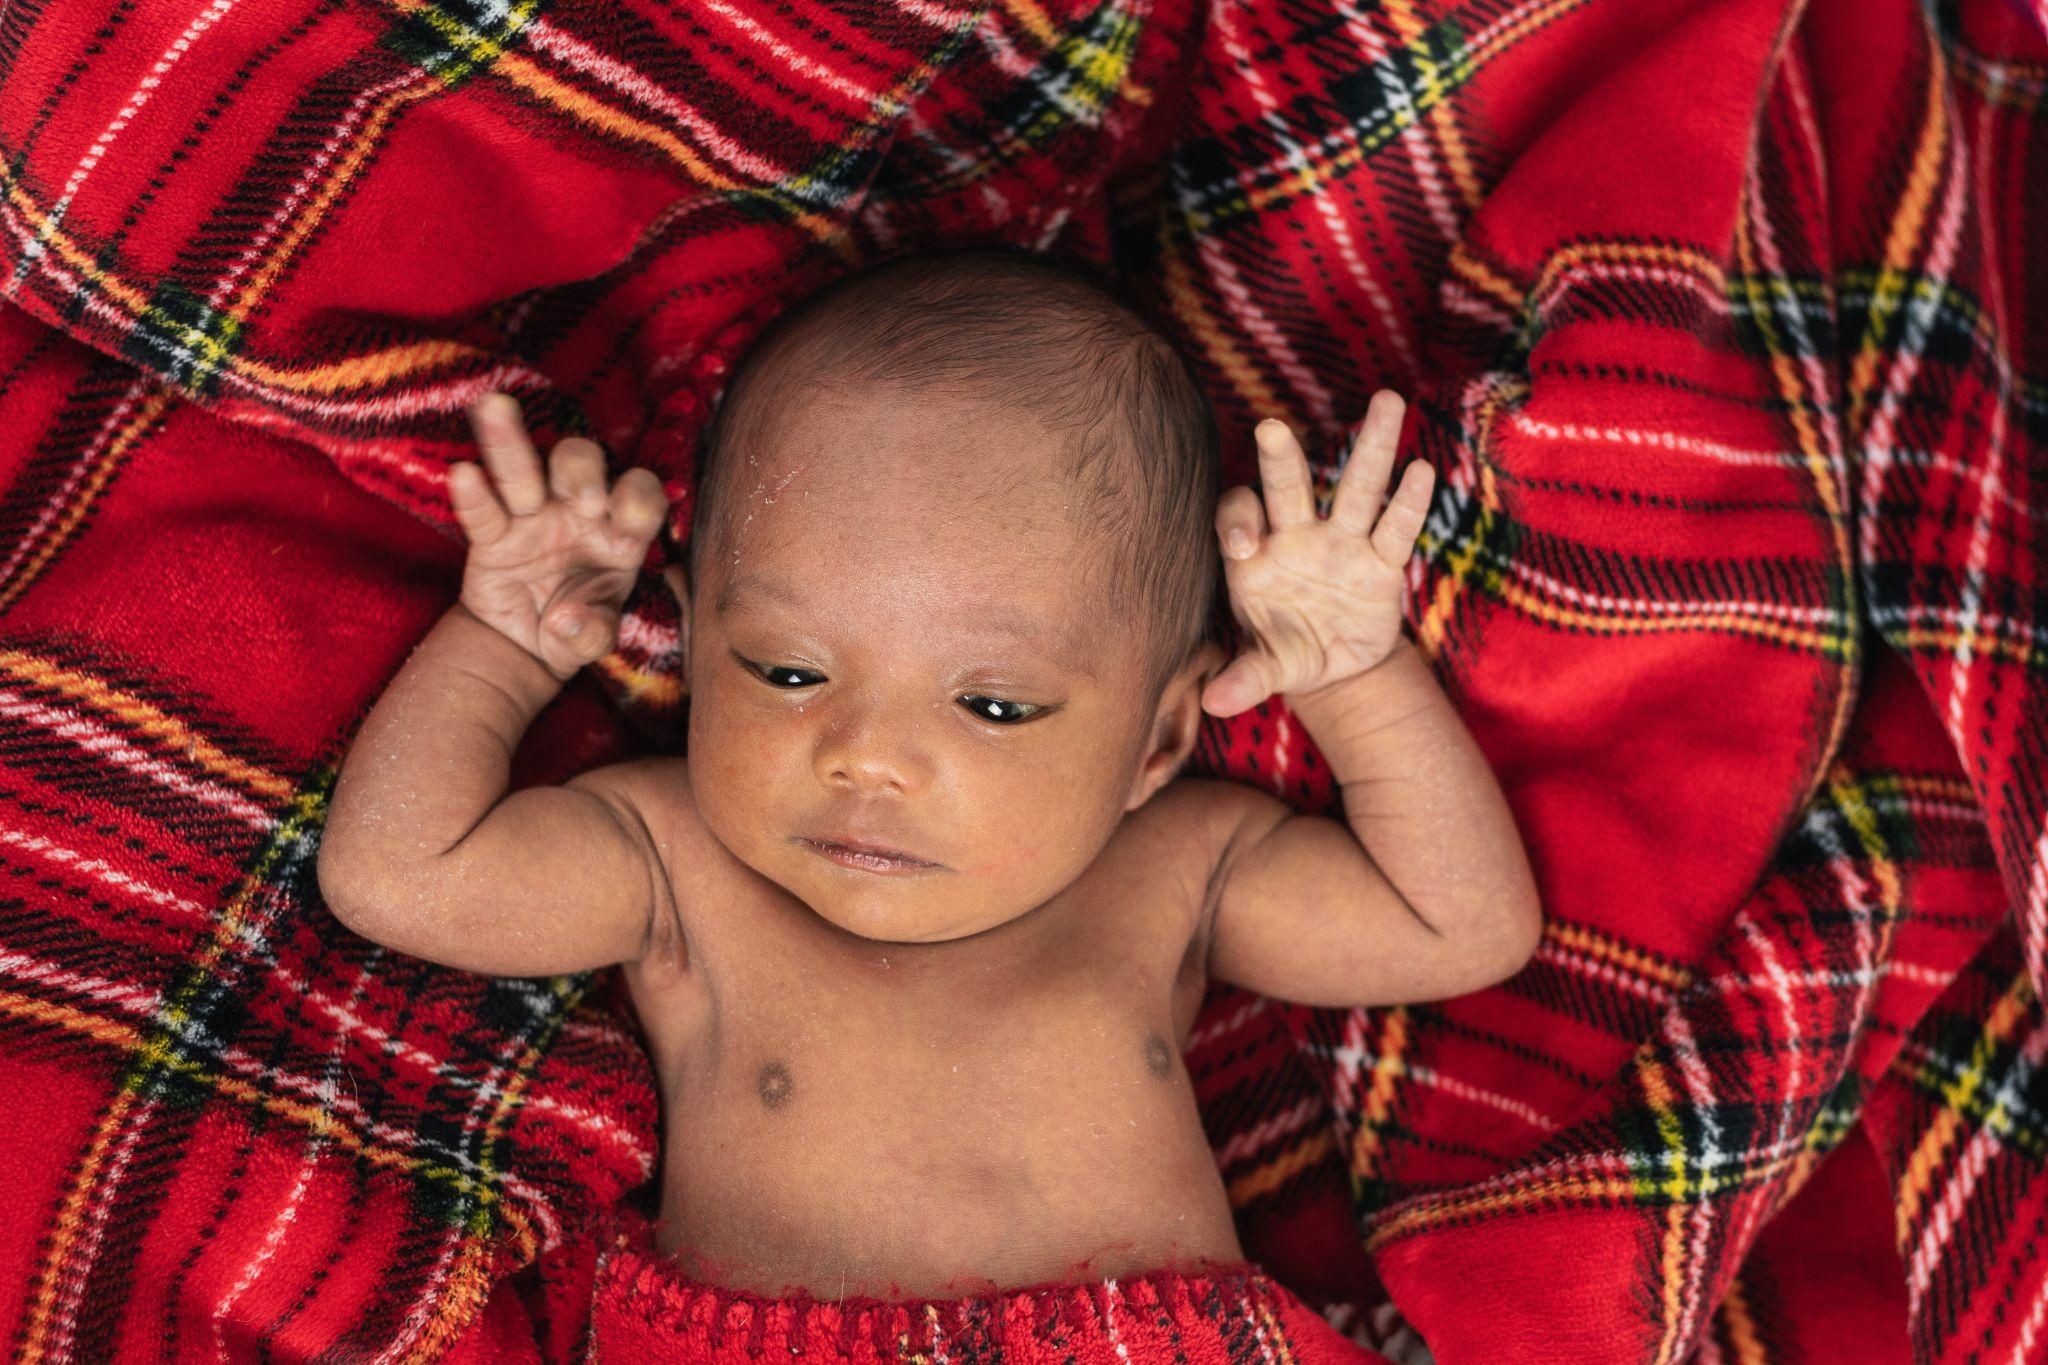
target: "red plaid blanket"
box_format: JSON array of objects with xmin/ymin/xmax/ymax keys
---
[{"xmin": 1, "ymin": 0, "xmax": 2042, "ymax": 1360}]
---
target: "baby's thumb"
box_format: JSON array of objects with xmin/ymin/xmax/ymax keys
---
[
  {"xmin": 1201, "ymin": 652, "xmax": 1280, "ymax": 718},
  {"xmin": 546, "ymin": 602, "xmax": 618, "ymax": 660}
]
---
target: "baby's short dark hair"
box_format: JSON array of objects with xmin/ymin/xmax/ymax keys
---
[{"xmin": 687, "ymin": 247, "xmax": 1221, "ymax": 695}]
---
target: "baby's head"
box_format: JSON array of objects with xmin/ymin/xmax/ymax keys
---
[{"xmin": 677, "ymin": 248, "xmax": 1222, "ymax": 945}]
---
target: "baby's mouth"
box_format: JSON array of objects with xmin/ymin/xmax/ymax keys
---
[{"xmin": 796, "ymin": 835, "xmax": 942, "ymax": 875}]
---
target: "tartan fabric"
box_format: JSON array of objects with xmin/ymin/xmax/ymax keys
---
[
  {"xmin": 0, "ymin": 0, "xmax": 2042, "ymax": 1361},
  {"xmin": 580, "ymin": 1209, "xmax": 1386, "ymax": 1362}
]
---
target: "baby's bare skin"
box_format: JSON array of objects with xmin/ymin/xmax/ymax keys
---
[
  {"xmin": 318, "ymin": 383, "xmax": 1542, "ymax": 1300},
  {"xmin": 613, "ymin": 759, "xmax": 1245, "ymax": 1295}
]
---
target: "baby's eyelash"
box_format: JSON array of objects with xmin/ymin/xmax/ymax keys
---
[
  {"xmin": 736, "ymin": 654, "xmax": 1044, "ymax": 723},
  {"xmin": 737, "ymin": 653, "xmax": 824, "ymax": 688},
  {"xmin": 959, "ymin": 696, "xmax": 1043, "ymax": 725}
]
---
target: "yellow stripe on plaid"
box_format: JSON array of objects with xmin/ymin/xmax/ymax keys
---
[
  {"xmin": 0, "ymin": 386, "xmax": 177, "ymax": 614},
  {"xmin": 1009, "ymin": 4, "xmax": 1146, "ymax": 146},
  {"xmin": 0, "ymin": 989, "xmax": 531, "ymax": 1237},
  {"xmin": 1492, "ymin": 570, "xmax": 1851, "ymax": 655},
  {"xmin": 0, "ymin": 0, "xmax": 986, "ymax": 405},
  {"xmin": 1892, "ymin": 624, "xmax": 2047, "ymax": 670},
  {"xmin": 1227, "ymin": 1128, "xmax": 1336, "ymax": 1207},
  {"xmin": 386, "ymin": 0, "xmax": 542, "ymax": 81},
  {"xmin": 1893, "ymin": 969, "xmax": 2037, "ymax": 1242},
  {"xmin": 1718, "ymin": 1273, "xmax": 1770, "ymax": 1365},
  {"xmin": 18, "ymin": 777, "xmax": 563, "ymax": 1359},
  {"xmin": 880, "ymin": 0, "xmax": 1145, "ymax": 206},
  {"xmin": 465, "ymin": 973, "xmax": 584, "ymax": 1266},
  {"xmin": 1636, "ymin": 1054, "xmax": 1695, "ymax": 1203},
  {"xmin": 0, "ymin": 648, "xmax": 295, "ymax": 800},
  {"xmin": 1447, "ymin": 241, "xmax": 1528, "ymax": 314},
  {"xmin": 1366, "ymin": 1144, "xmax": 1825, "ymax": 1255},
  {"xmin": 1161, "ymin": 247, "xmax": 1293, "ymax": 420},
  {"xmin": 1349, "ymin": 1005, "xmax": 1411, "ymax": 1186},
  {"xmin": 1175, "ymin": 0, "xmax": 1591, "ymax": 236},
  {"xmin": 1382, "ymin": 0, "xmax": 1485, "ymax": 210},
  {"xmin": 1420, "ymin": 402, "xmax": 1854, "ymax": 650},
  {"xmin": 223, "ymin": 75, "xmax": 442, "ymax": 323},
  {"xmin": 1652, "ymin": 1201, "xmax": 1691, "ymax": 1365},
  {"xmin": 1828, "ymin": 767, "xmax": 1906, "ymax": 931},
  {"xmin": 23, "ymin": 789, "xmax": 362, "ymax": 1358},
  {"xmin": 1545, "ymin": 920, "xmax": 1693, "ymax": 994},
  {"xmin": 490, "ymin": 51, "xmax": 860, "ymax": 257},
  {"xmin": 1364, "ymin": 1167, "xmax": 1643, "ymax": 1248},
  {"xmin": 1532, "ymin": 240, "xmax": 1730, "ymax": 305},
  {"xmin": 1253, "ymin": 1296, "xmax": 1302, "ymax": 1365},
  {"xmin": 1732, "ymin": 133, "xmax": 1858, "ymax": 804},
  {"xmin": 0, "ymin": 88, "xmax": 512, "ymax": 399},
  {"xmin": 1843, "ymin": 26, "xmax": 1951, "ymax": 441},
  {"xmin": 1414, "ymin": 384, "xmax": 1514, "ymax": 659},
  {"xmin": 405, "ymin": 1238, "xmax": 498, "ymax": 1365}
]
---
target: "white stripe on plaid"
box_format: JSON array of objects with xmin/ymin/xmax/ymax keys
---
[{"xmin": 0, "ymin": 690, "xmax": 281, "ymax": 829}]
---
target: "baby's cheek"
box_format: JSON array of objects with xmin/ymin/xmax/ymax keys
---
[
  {"xmin": 692, "ymin": 718, "xmax": 789, "ymax": 836},
  {"xmin": 961, "ymin": 789, "xmax": 1099, "ymax": 886}
]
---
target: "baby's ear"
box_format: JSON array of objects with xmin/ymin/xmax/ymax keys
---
[
  {"xmin": 662, "ymin": 562, "xmax": 693, "ymax": 691},
  {"xmin": 1125, "ymin": 641, "xmax": 1226, "ymax": 812}
]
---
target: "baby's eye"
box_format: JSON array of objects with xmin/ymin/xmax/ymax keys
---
[
  {"xmin": 959, "ymin": 695, "xmax": 1042, "ymax": 725},
  {"xmin": 743, "ymin": 657, "xmax": 825, "ymax": 688}
]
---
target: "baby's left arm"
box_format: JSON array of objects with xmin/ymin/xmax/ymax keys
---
[{"xmin": 1199, "ymin": 392, "xmax": 1541, "ymax": 1008}]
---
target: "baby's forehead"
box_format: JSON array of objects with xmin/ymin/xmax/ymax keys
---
[
  {"xmin": 715, "ymin": 408, "xmax": 1125, "ymax": 614},
  {"xmin": 739, "ymin": 388, "xmax": 1085, "ymax": 519}
]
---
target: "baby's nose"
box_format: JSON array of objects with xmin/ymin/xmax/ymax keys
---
[{"xmin": 812, "ymin": 703, "xmax": 932, "ymax": 795}]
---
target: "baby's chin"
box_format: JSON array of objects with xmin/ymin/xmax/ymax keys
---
[
  {"xmin": 800, "ymin": 881, "xmax": 1010, "ymax": 946},
  {"xmin": 758, "ymin": 857, "xmax": 1025, "ymax": 946}
]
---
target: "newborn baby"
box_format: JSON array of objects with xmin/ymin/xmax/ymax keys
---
[{"xmin": 318, "ymin": 249, "xmax": 1541, "ymax": 1301}]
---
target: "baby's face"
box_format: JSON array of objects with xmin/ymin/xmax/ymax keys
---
[{"xmin": 685, "ymin": 390, "xmax": 1166, "ymax": 944}]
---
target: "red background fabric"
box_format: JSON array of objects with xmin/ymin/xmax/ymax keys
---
[{"xmin": 0, "ymin": 0, "xmax": 2043, "ymax": 1359}]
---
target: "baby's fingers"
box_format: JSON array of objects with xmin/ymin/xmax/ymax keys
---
[
  {"xmin": 608, "ymin": 467, "xmax": 669, "ymax": 542},
  {"xmin": 548, "ymin": 438, "xmax": 609, "ymax": 518},
  {"xmin": 1368, "ymin": 459, "xmax": 1436, "ymax": 566},
  {"xmin": 1330, "ymin": 391, "xmax": 1405, "ymax": 535},
  {"xmin": 470, "ymin": 392, "xmax": 546, "ymax": 516},
  {"xmin": 1202, "ymin": 650, "xmax": 1282, "ymax": 718},
  {"xmin": 1214, "ymin": 485, "xmax": 1266, "ymax": 561},
  {"xmin": 448, "ymin": 461, "xmax": 509, "ymax": 545},
  {"xmin": 1253, "ymin": 419, "xmax": 1316, "ymax": 531}
]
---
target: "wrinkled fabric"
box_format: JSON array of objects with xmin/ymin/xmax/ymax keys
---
[{"xmin": 0, "ymin": 0, "xmax": 2042, "ymax": 1360}]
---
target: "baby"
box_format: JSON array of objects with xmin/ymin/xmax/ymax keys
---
[{"xmin": 317, "ymin": 249, "xmax": 1541, "ymax": 1302}]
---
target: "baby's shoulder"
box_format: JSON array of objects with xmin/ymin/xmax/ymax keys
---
[
  {"xmin": 1122, "ymin": 775, "xmax": 1289, "ymax": 850},
  {"xmin": 565, "ymin": 753, "xmax": 695, "ymax": 841},
  {"xmin": 563, "ymin": 754, "xmax": 724, "ymax": 967},
  {"xmin": 1109, "ymin": 776, "xmax": 1289, "ymax": 911}
]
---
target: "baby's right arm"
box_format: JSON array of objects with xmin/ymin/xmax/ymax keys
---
[{"xmin": 317, "ymin": 394, "xmax": 682, "ymax": 978}]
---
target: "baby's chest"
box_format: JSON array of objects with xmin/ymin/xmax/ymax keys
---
[
  {"xmin": 657, "ymin": 894, "xmax": 1197, "ymax": 1146},
  {"xmin": 663, "ymin": 977, "xmax": 1209, "ymax": 1231}
]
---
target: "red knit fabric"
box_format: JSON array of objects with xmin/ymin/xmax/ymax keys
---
[
  {"xmin": 0, "ymin": 0, "xmax": 2043, "ymax": 1360},
  {"xmin": 581, "ymin": 1213, "xmax": 1383, "ymax": 1363}
]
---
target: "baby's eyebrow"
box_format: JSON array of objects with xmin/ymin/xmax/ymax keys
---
[
  {"xmin": 716, "ymin": 573, "xmax": 1097, "ymax": 680},
  {"xmin": 714, "ymin": 573, "xmax": 799, "ymax": 615}
]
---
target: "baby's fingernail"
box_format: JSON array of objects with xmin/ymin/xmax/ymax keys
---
[{"xmin": 1225, "ymin": 529, "xmax": 1252, "ymax": 557}]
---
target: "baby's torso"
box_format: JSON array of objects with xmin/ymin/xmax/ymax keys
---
[{"xmin": 622, "ymin": 784, "xmax": 1245, "ymax": 1299}]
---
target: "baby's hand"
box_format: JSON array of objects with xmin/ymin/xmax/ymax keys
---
[
  {"xmin": 1203, "ymin": 390, "xmax": 1435, "ymax": 718},
  {"xmin": 450, "ymin": 392, "xmax": 669, "ymax": 683}
]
